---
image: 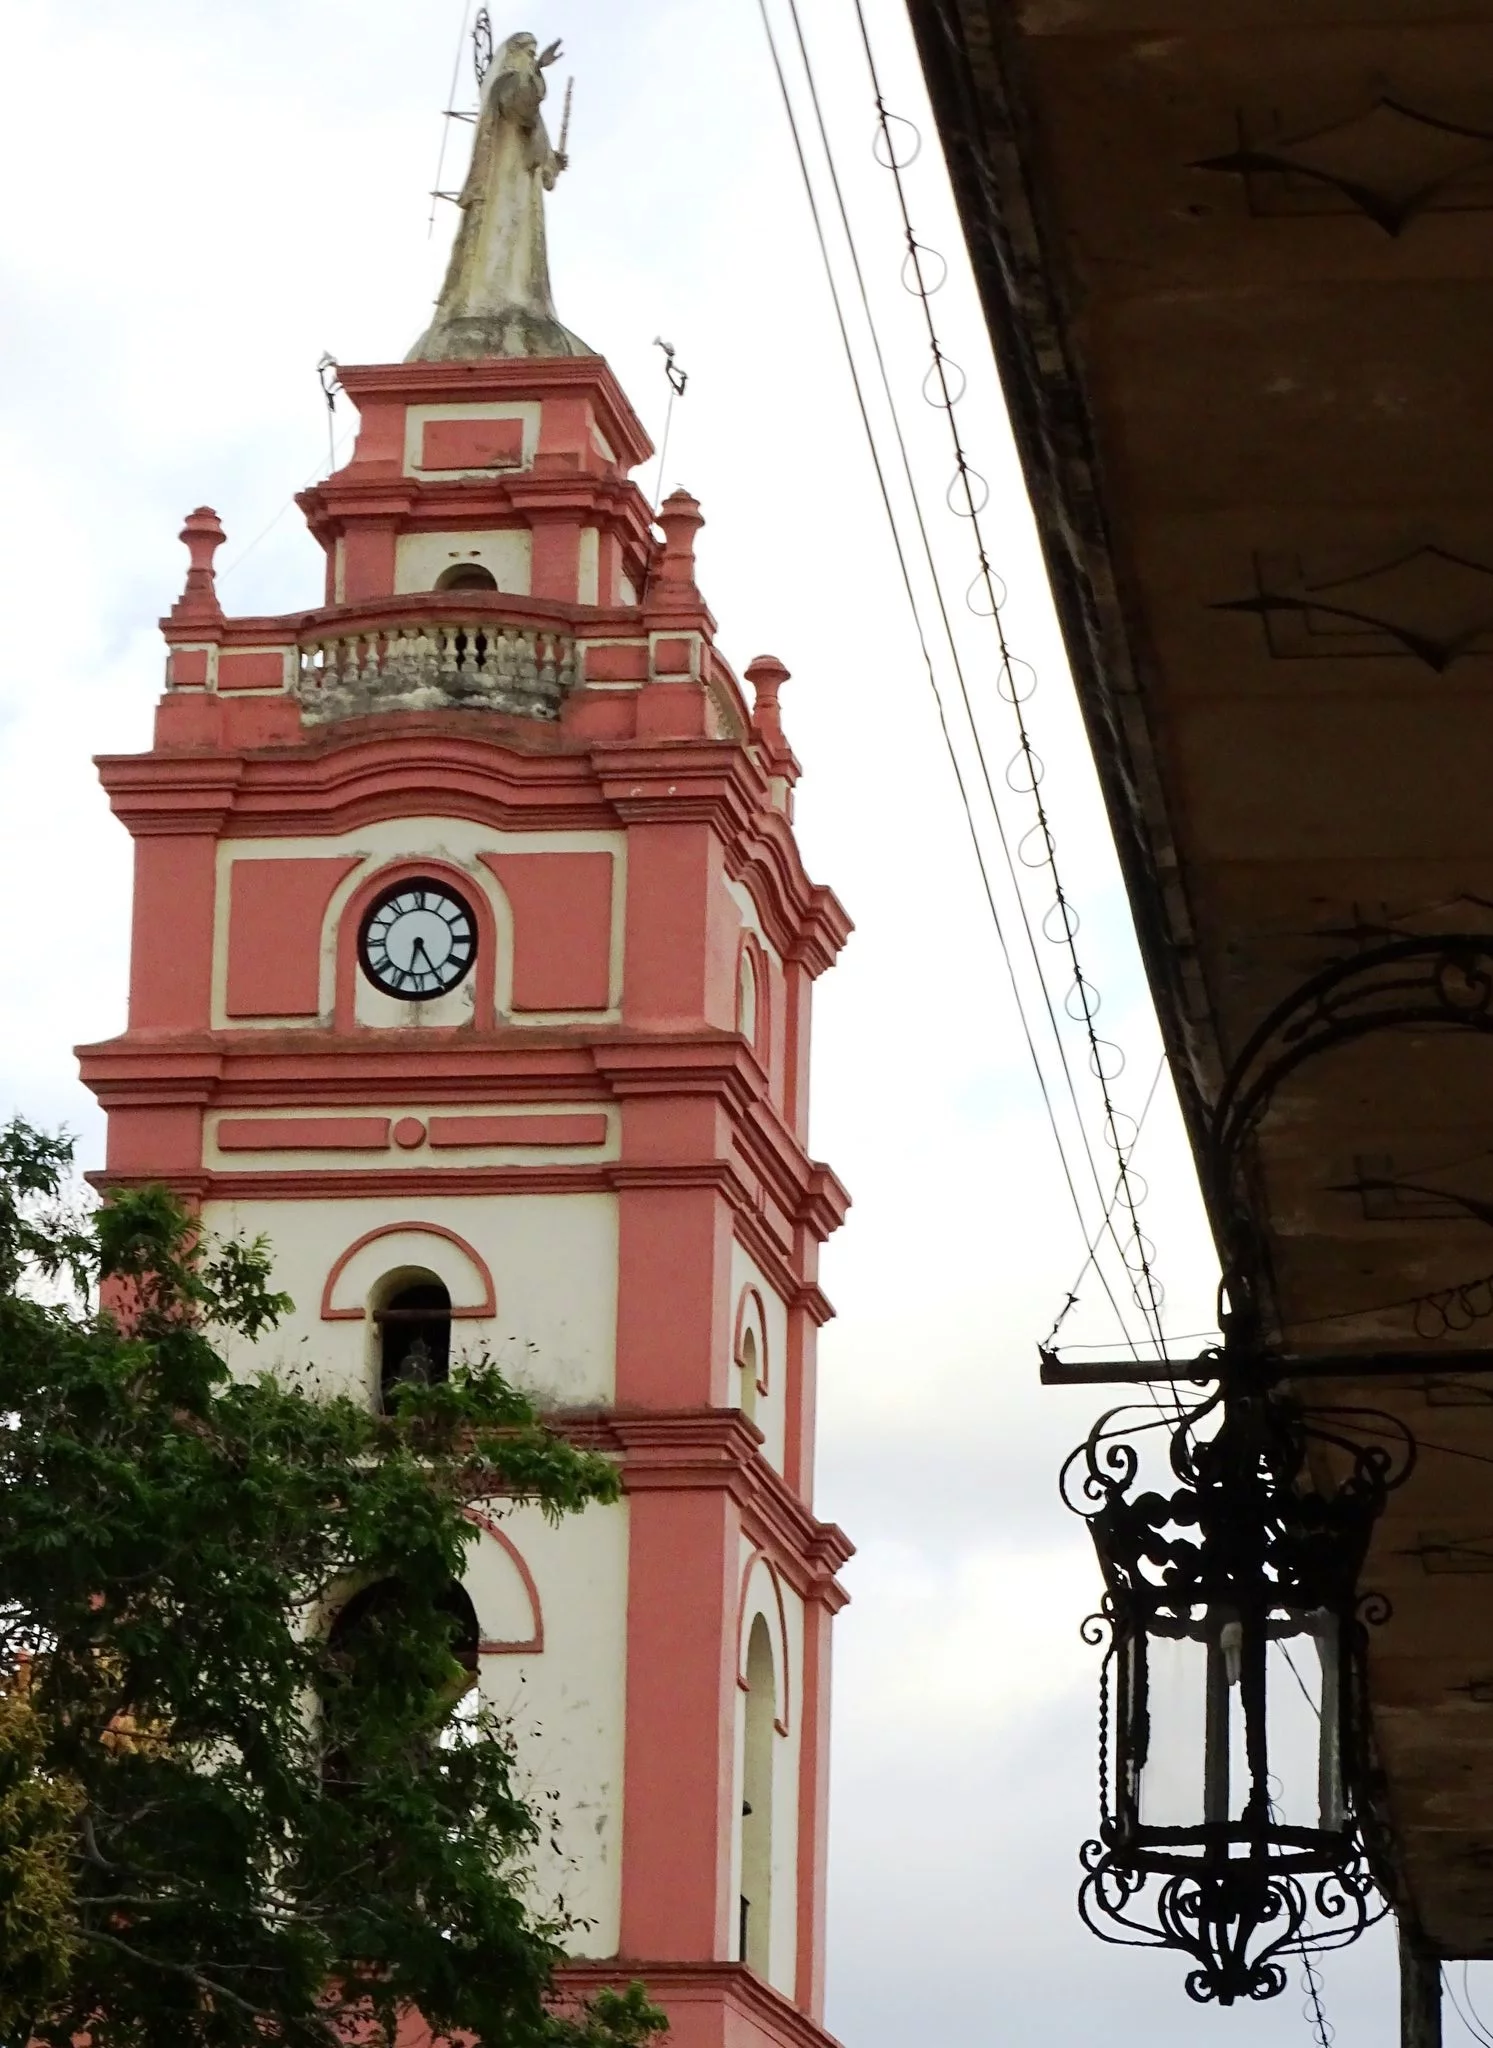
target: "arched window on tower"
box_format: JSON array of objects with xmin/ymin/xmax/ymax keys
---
[
  {"xmin": 435, "ymin": 561, "xmax": 499, "ymax": 592},
  {"xmin": 740, "ymin": 1613, "xmax": 776, "ymax": 1974},
  {"xmin": 375, "ymin": 1273, "xmax": 453, "ymax": 1408},
  {"xmin": 322, "ymin": 1575, "xmax": 481, "ymax": 1792}
]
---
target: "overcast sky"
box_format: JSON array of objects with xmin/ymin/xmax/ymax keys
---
[{"xmin": 0, "ymin": 1, "xmax": 1454, "ymax": 2041}]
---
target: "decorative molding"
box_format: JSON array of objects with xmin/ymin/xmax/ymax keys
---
[
  {"xmin": 217, "ymin": 1116, "xmax": 391, "ymax": 1153},
  {"xmin": 563, "ymin": 1407, "xmax": 853, "ymax": 1610},
  {"xmin": 1194, "ymin": 97, "xmax": 1493, "ymax": 236},
  {"xmin": 1216, "ymin": 545, "xmax": 1493, "ymax": 671},
  {"xmin": 460, "ymin": 1505, "xmax": 544, "ymax": 1653},
  {"xmin": 320, "ymin": 1220, "xmax": 497, "ymax": 1321},
  {"xmin": 735, "ymin": 1285, "xmax": 771, "ymax": 1395},
  {"xmin": 738, "ymin": 1548, "xmax": 793, "ymax": 1735}
]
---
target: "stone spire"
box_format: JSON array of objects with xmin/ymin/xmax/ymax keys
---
[{"xmin": 409, "ymin": 29, "xmax": 591, "ymax": 362}]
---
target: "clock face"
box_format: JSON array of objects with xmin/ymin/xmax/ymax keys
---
[{"xmin": 358, "ymin": 878, "xmax": 477, "ymax": 1001}]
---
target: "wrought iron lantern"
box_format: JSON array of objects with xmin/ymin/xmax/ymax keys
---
[{"xmin": 1061, "ymin": 1369, "xmax": 1412, "ymax": 2005}]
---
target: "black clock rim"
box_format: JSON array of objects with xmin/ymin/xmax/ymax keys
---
[{"xmin": 356, "ymin": 876, "xmax": 478, "ymax": 1003}]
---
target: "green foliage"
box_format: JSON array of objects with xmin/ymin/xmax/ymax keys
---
[{"xmin": 0, "ymin": 1120, "xmax": 665, "ymax": 2048}]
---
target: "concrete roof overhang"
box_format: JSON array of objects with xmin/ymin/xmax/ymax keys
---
[{"xmin": 905, "ymin": 0, "xmax": 1493, "ymax": 1953}]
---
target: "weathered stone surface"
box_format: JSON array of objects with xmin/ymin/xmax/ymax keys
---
[{"xmin": 297, "ymin": 622, "xmax": 575, "ymax": 725}]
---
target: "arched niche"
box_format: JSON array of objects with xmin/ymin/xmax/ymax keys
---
[
  {"xmin": 736, "ymin": 931, "xmax": 769, "ymax": 1064},
  {"xmin": 734, "ymin": 1285, "xmax": 770, "ymax": 1426},
  {"xmin": 435, "ymin": 561, "xmax": 499, "ymax": 592}
]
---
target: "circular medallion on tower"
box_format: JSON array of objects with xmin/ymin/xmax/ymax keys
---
[{"xmin": 358, "ymin": 878, "xmax": 477, "ymax": 1001}]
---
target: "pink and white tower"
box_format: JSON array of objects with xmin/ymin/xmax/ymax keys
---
[{"xmin": 78, "ymin": 32, "xmax": 853, "ymax": 2048}]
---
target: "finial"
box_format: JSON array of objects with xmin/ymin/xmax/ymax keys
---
[
  {"xmin": 656, "ymin": 490, "xmax": 704, "ymax": 592},
  {"xmin": 745, "ymin": 655, "xmax": 790, "ymax": 751},
  {"xmin": 168, "ymin": 506, "xmax": 226, "ymax": 625}
]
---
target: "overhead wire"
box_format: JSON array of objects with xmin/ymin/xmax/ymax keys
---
[
  {"xmin": 845, "ymin": 0, "xmax": 1169, "ymax": 1360},
  {"xmin": 1047, "ymin": 1051, "xmax": 1170, "ymax": 1349},
  {"xmin": 777, "ymin": 0, "xmax": 1165, "ymax": 1364},
  {"xmin": 428, "ymin": 0, "xmax": 475, "ymax": 239},
  {"xmin": 1446, "ymin": 1966, "xmax": 1493, "ymax": 2048},
  {"xmin": 1462, "ymin": 1965, "xmax": 1493, "ymax": 2047},
  {"xmin": 1299, "ymin": 1940, "xmax": 1334, "ymax": 2045},
  {"xmin": 217, "ymin": 429, "xmax": 355, "ymax": 586},
  {"xmin": 755, "ymin": 0, "xmax": 1144, "ymax": 1356}
]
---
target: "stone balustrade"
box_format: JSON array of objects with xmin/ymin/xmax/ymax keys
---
[{"xmin": 297, "ymin": 619, "xmax": 576, "ymax": 725}]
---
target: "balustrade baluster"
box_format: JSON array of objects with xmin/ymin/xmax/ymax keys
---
[
  {"xmin": 434, "ymin": 623, "xmax": 460, "ymax": 690},
  {"xmin": 297, "ymin": 616, "xmax": 573, "ymax": 721}
]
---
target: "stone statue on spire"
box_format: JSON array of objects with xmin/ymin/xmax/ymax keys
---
[{"xmin": 409, "ymin": 29, "xmax": 590, "ymax": 362}]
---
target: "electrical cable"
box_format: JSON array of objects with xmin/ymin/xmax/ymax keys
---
[
  {"xmin": 1446, "ymin": 1966, "xmax": 1493, "ymax": 2048},
  {"xmin": 1056, "ymin": 1332, "xmax": 1222, "ymax": 1353},
  {"xmin": 1300, "ymin": 1945, "xmax": 1334, "ymax": 2047},
  {"xmin": 1307, "ymin": 1412, "xmax": 1493, "ymax": 1476},
  {"xmin": 217, "ymin": 430, "xmax": 355, "ymax": 586},
  {"xmin": 777, "ymin": 0, "xmax": 1163, "ymax": 1362},
  {"xmin": 845, "ymin": 0, "xmax": 1169, "ymax": 1358},
  {"xmin": 756, "ymin": 0, "xmax": 1144, "ymax": 1356},
  {"xmin": 1047, "ymin": 1052, "xmax": 1168, "ymax": 1347},
  {"xmin": 428, "ymin": 0, "xmax": 475, "ymax": 239},
  {"xmin": 1464, "ymin": 1964, "xmax": 1493, "ymax": 2048}
]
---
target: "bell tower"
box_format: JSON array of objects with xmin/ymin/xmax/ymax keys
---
[{"xmin": 78, "ymin": 30, "xmax": 852, "ymax": 2048}]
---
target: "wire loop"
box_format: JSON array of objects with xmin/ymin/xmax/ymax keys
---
[
  {"xmin": 872, "ymin": 107, "xmax": 921, "ymax": 168},
  {"xmin": 998, "ymin": 655, "xmax": 1038, "ymax": 702},
  {"xmin": 902, "ymin": 241, "xmax": 947, "ymax": 294},
  {"xmin": 1006, "ymin": 746, "xmax": 1045, "ymax": 794},
  {"xmin": 947, "ymin": 461, "xmax": 990, "ymax": 516},
  {"xmin": 922, "ymin": 353, "xmax": 965, "ymax": 406}
]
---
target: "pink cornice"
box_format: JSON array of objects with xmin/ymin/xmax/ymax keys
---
[
  {"xmin": 571, "ymin": 1408, "xmax": 853, "ymax": 1610},
  {"xmin": 730, "ymin": 815, "xmax": 853, "ymax": 978},
  {"xmin": 329, "ymin": 355, "xmax": 653, "ymax": 469},
  {"xmin": 555, "ymin": 1960, "xmax": 846, "ymax": 2048}
]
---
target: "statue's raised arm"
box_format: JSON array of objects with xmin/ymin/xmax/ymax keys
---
[{"xmin": 409, "ymin": 29, "xmax": 589, "ymax": 362}]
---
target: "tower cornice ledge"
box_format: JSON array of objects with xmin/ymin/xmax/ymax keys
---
[
  {"xmin": 333, "ymin": 356, "xmax": 653, "ymax": 469},
  {"xmin": 554, "ymin": 1964, "xmax": 845, "ymax": 2048},
  {"xmin": 559, "ymin": 1406, "xmax": 854, "ymax": 1610}
]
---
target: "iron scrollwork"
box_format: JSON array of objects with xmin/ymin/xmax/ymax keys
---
[
  {"xmin": 1063, "ymin": 1384, "xmax": 1413, "ymax": 2004},
  {"xmin": 1204, "ymin": 933, "xmax": 1493, "ymax": 1339}
]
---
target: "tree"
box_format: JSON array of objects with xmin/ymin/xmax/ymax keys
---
[{"xmin": 0, "ymin": 1120, "xmax": 663, "ymax": 2048}]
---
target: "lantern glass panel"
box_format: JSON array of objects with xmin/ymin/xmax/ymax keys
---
[
  {"xmin": 1263, "ymin": 1612, "xmax": 1343, "ymax": 1836},
  {"xmin": 1137, "ymin": 1630, "xmax": 1210, "ymax": 1829}
]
